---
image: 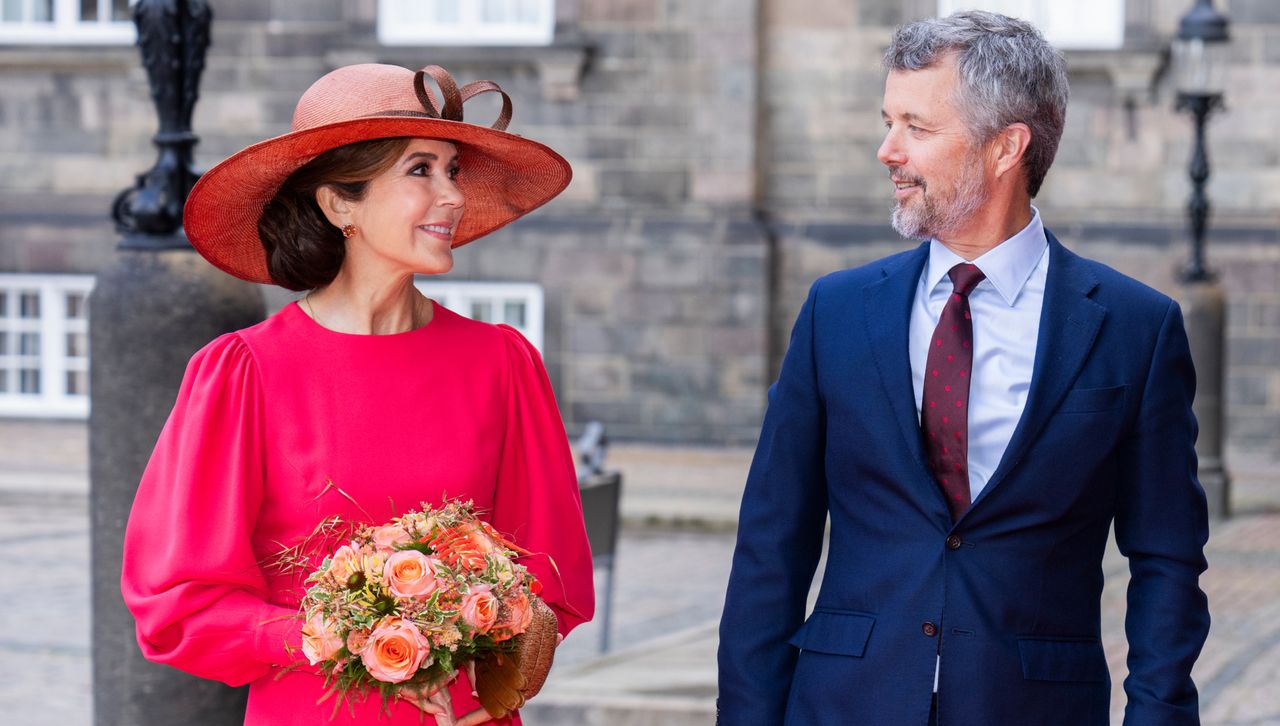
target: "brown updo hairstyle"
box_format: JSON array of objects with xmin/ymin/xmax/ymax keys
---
[{"xmin": 257, "ymin": 137, "xmax": 411, "ymax": 291}]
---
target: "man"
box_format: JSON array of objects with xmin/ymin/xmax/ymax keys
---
[{"xmin": 717, "ymin": 11, "xmax": 1209, "ymax": 726}]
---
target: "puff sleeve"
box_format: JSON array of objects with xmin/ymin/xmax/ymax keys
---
[
  {"xmin": 489, "ymin": 326, "xmax": 595, "ymax": 637},
  {"xmin": 121, "ymin": 333, "xmax": 301, "ymax": 686}
]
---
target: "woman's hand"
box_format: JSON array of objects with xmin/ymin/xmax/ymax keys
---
[
  {"xmin": 408, "ymin": 634, "xmax": 565, "ymax": 726},
  {"xmin": 398, "ymin": 680, "xmax": 456, "ymax": 726},
  {"xmin": 454, "ymin": 660, "xmax": 494, "ymax": 726}
]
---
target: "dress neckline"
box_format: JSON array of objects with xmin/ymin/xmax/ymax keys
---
[{"xmin": 286, "ymin": 298, "xmax": 445, "ymax": 340}]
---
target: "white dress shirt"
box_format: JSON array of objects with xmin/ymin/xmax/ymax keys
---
[
  {"xmin": 911, "ymin": 209, "xmax": 1049, "ymax": 692},
  {"xmin": 909, "ymin": 208, "xmax": 1050, "ymax": 502}
]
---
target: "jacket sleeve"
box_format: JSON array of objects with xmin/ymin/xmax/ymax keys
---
[
  {"xmin": 717, "ymin": 281, "xmax": 830, "ymax": 725},
  {"xmin": 489, "ymin": 325, "xmax": 596, "ymax": 638},
  {"xmin": 1115, "ymin": 300, "xmax": 1211, "ymax": 726},
  {"xmin": 120, "ymin": 334, "xmax": 302, "ymax": 687}
]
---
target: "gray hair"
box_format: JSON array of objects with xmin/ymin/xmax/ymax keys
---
[{"xmin": 883, "ymin": 10, "xmax": 1069, "ymax": 197}]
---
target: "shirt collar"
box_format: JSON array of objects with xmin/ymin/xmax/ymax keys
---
[{"xmin": 924, "ymin": 206, "xmax": 1048, "ymax": 307}]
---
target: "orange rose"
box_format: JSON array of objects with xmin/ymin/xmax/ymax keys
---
[
  {"xmin": 489, "ymin": 590, "xmax": 534, "ymax": 643},
  {"xmin": 459, "ymin": 585, "xmax": 499, "ymax": 634},
  {"xmin": 383, "ymin": 550, "xmax": 440, "ymax": 599},
  {"xmin": 361, "ymin": 618, "xmax": 431, "ymax": 683}
]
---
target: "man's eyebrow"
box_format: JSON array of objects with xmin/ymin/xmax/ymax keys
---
[{"xmin": 881, "ymin": 109, "xmax": 930, "ymax": 125}]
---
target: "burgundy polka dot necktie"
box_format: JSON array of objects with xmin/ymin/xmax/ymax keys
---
[{"xmin": 922, "ymin": 263, "xmax": 986, "ymax": 521}]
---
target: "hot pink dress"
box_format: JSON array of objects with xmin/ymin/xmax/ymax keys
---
[{"xmin": 121, "ymin": 301, "xmax": 595, "ymax": 725}]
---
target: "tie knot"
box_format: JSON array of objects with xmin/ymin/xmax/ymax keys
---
[{"xmin": 949, "ymin": 263, "xmax": 985, "ymax": 297}]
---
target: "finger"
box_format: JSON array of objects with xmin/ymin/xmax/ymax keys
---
[
  {"xmin": 556, "ymin": 633, "xmax": 564, "ymax": 646},
  {"xmin": 465, "ymin": 660, "xmax": 478, "ymax": 696},
  {"xmin": 424, "ymin": 689, "xmax": 454, "ymax": 725},
  {"xmin": 455, "ymin": 707, "xmax": 497, "ymax": 726},
  {"xmin": 399, "ymin": 688, "xmax": 445, "ymax": 716},
  {"xmin": 428, "ymin": 686, "xmax": 455, "ymax": 716}
]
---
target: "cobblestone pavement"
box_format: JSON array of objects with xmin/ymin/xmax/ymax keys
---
[
  {"xmin": 0, "ymin": 495, "xmax": 736, "ymax": 726},
  {"xmin": 0, "ymin": 420, "xmax": 1277, "ymax": 725}
]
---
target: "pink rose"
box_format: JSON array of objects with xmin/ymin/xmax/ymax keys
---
[
  {"xmin": 460, "ymin": 585, "xmax": 499, "ymax": 634},
  {"xmin": 346, "ymin": 628, "xmax": 370, "ymax": 655},
  {"xmin": 372, "ymin": 524, "xmax": 413, "ymax": 553},
  {"xmin": 301, "ymin": 613, "xmax": 344, "ymax": 665},
  {"xmin": 361, "ymin": 618, "xmax": 431, "ymax": 683},
  {"xmin": 326, "ymin": 544, "xmax": 359, "ymax": 584},
  {"xmin": 383, "ymin": 550, "xmax": 441, "ymax": 599}
]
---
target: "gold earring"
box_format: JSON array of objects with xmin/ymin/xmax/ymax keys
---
[{"xmin": 341, "ymin": 224, "xmax": 357, "ymax": 239}]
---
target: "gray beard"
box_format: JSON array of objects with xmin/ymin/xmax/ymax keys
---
[{"xmin": 890, "ymin": 166, "xmax": 988, "ymax": 241}]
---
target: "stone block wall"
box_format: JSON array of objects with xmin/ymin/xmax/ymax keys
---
[
  {"xmin": 2, "ymin": 0, "xmax": 1278, "ymax": 454},
  {"xmin": 761, "ymin": 0, "xmax": 1280, "ymax": 458}
]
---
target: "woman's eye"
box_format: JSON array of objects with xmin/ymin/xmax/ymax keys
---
[
  {"xmin": 410, "ymin": 163, "xmax": 430, "ymax": 176},
  {"xmin": 448, "ymin": 167, "xmax": 460, "ymax": 180}
]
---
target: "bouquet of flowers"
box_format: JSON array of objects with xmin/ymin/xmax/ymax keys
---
[{"xmin": 289, "ymin": 500, "xmax": 557, "ymax": 718}]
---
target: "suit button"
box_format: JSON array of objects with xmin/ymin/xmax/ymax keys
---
[
  {"xmin": 922, "ymin": 621, "xmax": 937, "ymax": 637},
  {"xmin": 946, "ymin": 535, "xmax": 963, "ymax": 550}
]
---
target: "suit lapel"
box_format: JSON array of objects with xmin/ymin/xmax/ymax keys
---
[
  {"xmin": 972, "ymin": 231, "xmax": 1106, "ymax": 509},
  {"xmin": 862, "ymin": 242, "xmax": 931, "ymax": 473}
]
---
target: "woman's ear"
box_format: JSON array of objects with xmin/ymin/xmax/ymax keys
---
[{"xmin": 315, "ymin": 185, "xmax": 352, "ymax": 229}]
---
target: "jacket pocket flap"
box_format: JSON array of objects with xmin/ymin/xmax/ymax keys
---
[
  {"xmin": 1058, "ymin": 385, "xmax": 1127, "ymax": 413},
  {"xmin": 787, "ymin": 609, "xmax": 875, "ymax": 657},
  {"xmin": 1018, "ymin": 637, "xmax": 1108, "ymax": 683}
]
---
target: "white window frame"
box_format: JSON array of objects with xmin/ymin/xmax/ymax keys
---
[
  {"xmin": 377, "ymin": 0, "xmax": 555, "ymax": 47},
  {"xmin": 414, "ymin": 279, "xmax": 545, "ymax": 352},
  {"xmin": 0, "ymin": 273, "xmax": 95, "ymax": 419},
  {"xmin": 937, "ymin": 0, "xmax": 1124, "ymax": 50},
  {"xmin": 0, "ymin": 0, "xmax": 137, "ymax": 45}
]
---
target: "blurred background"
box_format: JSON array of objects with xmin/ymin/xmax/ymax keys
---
[{"xmin": 0, "ymin": 0, "xmax": 1276, "ymax": 724}]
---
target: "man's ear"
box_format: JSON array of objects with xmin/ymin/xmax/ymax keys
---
[
  {"xmin": 315, "ymin": 185, "xmax": 352, "ymax": 229},
  {"xmin": 992, "ymin": 122, "xmax": 1032, "ymax": 180}
]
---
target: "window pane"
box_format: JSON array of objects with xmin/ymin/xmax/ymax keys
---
[
  {"xmin": 19, "ymin": 368, "xmax": 39, "ymax": 394},
  {"xmin": 481, "ymin": 0, "xmax": 508, "ymax": 23},
  {"xmin": 1, "ymin": 0, "xmax": 21, "ymax": 23},
  {"xmin": 469, "ymin": 300, "xmax": 493, "ymax": 322},
  {"xmin": 0, "ymin": 370, "xmax": 7, "ymax": 393},
  {"xmin": 81, "ymin": 0, "xmax": 97, "ymax": 21},
  {"xmin": 19, "ymin": 332, "xmax": 39, "ymax": 356},
  {"xmin": 503, "ymin": 300, "xmax": 526, "ymax": 327},
  {"xmin": 19, "ymin": 292, "xmax": 39, "ymax": 319},
  {"xmin": 112, "ymin": 0, "xmax": 131, "ymax": 22},
  {"xmin": 516, "ymin": 0, "xmax": 540, "ymax": 23},
  {"xmin": 0, "ymin": 332, "xmax": 7, "ymax": 355},
  {"xmin": 66, "ymin": 332, "xmax": 88, "ymax": 358},
  {"xmin": 66, "ymin": 370, "xmax": 88, "ymax": 396},
  {"xmin": 434, "ymin": 0, "xmax": 459, "ymax": 23},
  {"xmin": 0, "ymin": 291, "xmax": 7, "ymax": 317},
  {"xmin": 66, "ymin": 292, "xmax": 87, "ymax": 319},
  {"xmin": 33, "ymin": 0, "xmax": 52, "ymax": 22}
]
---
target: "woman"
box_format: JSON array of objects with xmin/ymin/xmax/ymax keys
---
[{"xmin": 120, "ymin": 63, "xmax": 594, "ymax": 726}]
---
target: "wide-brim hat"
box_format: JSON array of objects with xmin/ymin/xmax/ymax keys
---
[{"xmin": 183, "ymin": 63, "xmax": 571, "ymax": 285}]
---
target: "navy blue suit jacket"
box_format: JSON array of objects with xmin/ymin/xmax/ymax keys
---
[{"xmin": 718, "ymin": 233, "xmax": 1210, "ymax": 725}]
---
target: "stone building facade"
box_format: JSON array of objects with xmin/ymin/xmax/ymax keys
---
[{"xmin": 1, "ymin": 0, "xmax": 1277, "ymax": 454}]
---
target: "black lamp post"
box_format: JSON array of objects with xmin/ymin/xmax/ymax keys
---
[
  {"xmin": 90, "ymin": 1, "xmax": 264, "ymax": 723},
  {"xmin": 1171, "ymin": 0, "xmax": 1231, "ymax": 518},
  {"xmin": 1173, "ymin": 0, "xmax": 1230, "ymax": 282}
]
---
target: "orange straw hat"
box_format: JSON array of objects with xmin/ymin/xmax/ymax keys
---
[{"xmin": 183, "ymin": 63, "xmax": 571, "ymax": 285}]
